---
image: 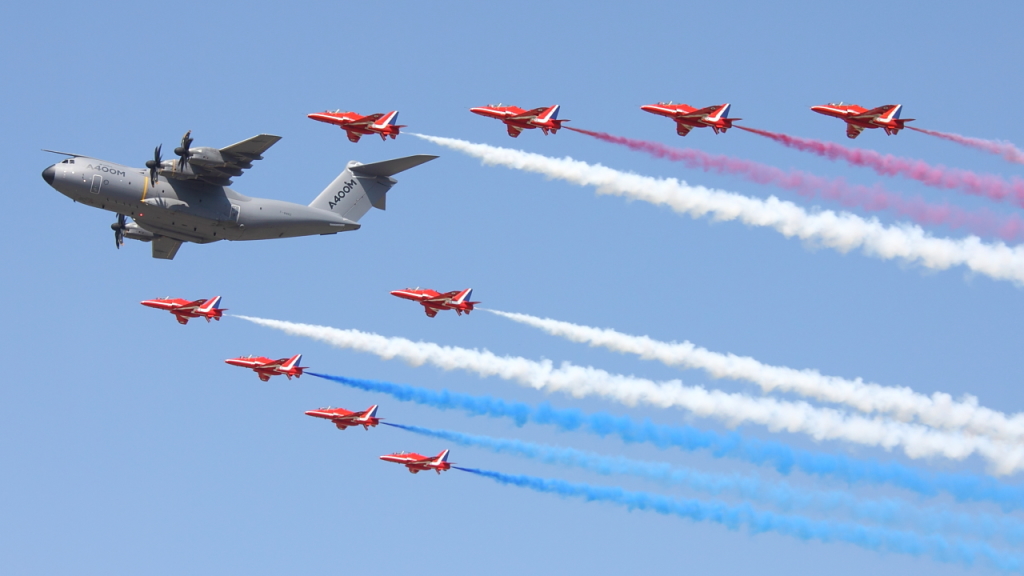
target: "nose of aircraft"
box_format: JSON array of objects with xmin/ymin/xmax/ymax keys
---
[{"xmin": 41, "ymin": 165, "xmax": 55, "ymax": 185}]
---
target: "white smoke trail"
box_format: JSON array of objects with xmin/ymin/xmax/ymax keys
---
[
  {"xmin": 487, "ymin": 309, "xmax": 1024, "ymax": 443},
  {"xmin": 410, "ymin": 133, "xmax": 1024, "ymax": 285},
  {"xmin": 236, "ymin": 315, "xmax": 1024, "ymax": 474}
]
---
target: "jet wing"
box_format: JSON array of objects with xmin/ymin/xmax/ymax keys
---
[
  {"xmin": 674, "ymin": 122, "xmax": 694, "ymax": 137},
  {"xmin": 509, "ymin": 107, "xmax": 547, "ymax": 121},
  {"xmin": 346, "ymin": 113, "xmax": 384, "ymax": 127},
  {"xmin": 187, "ymin": 134, "xmax": 282, "ymax": 186},
  {"xmin": 506, "ymin": 124, "xmax": 524, "ymax": 138},
  {"xmin": 152, "ymin": 237, "xmax": 182, "ymax": 260},
  {"xmin": 850, "ymin": 105, "xmax": 896, "ymax": 121},
  {"xmin": 678, "ymin": 105, "xmax": 720, "ymax": 119},
  {"xmin": 846, "ymin": 123, "xmax": 865, "ymax": 139}
]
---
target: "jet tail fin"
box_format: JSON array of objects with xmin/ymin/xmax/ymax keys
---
[
  {"xmin": 434, "ymin": 449, "xmax": 450, "ymax": 463},
  {"xmin": 451, "ymin": 288, "xmax": 473, "ymax": 305},
  {"xmin": 198, "ymin": 296, "xmax": 223, "ymax": 313},
  {"xmin": 707, "ymin": 103, "xmax": 732, "ymax": 121},
  {"xmin": 371, "ymin": 111, "xmax": 400, "ymax": 129},
  {"xmin": 281, "ymin": 354, "xmax": 302, "ymax": 370}
]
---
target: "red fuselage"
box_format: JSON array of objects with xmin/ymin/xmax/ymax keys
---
[
  {"xmin": 390, "ymin": 288, "xmax": 478, "ymax": 318},
  {"xmin": 140, "ymin": 296, "xmax": 225, "ymax": 325},
  {"xmin": 639, "ymin": 102, "xmax": 738, "ymax": 136},
  {"xmin": 469, "ymin": 104, "xmax": 567, "ymax": 137},
  {"xmin": 810, "ymin": 103, "xmax": 912, "ymax": 138},
  {"xmin": 380, "ymin": 450, "xmax": 451, "ymax": 474},
  {"xmin": 307, "ymin": 110, "xmax": 403, "ymax": 143},
  {"xmin": 304, "ymin": 405, "xmax": 380, "ymax": 430},
  {"xmin": 225, "ymin": 354, "xmax": 305, "ymax": 382}
]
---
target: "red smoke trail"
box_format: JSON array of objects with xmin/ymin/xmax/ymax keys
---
[
  {"xmin": 566, "ymin": 126, "xmax": 1024, "ymax": 241},
  {"xmin": 735, "ymin": 126, "xmax": 1024, "ymax": 208},
  {"xmin": 908, "ymin": 126, "xmax": 1024, "ymax": 165}
]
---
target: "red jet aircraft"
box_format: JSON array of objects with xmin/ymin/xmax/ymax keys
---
[
  {"xmin": 380, "ymin": 449, "xmax": 452, "ymax": 474},
  {"xmin": 307, "ymin": 110, "xmax": 405, "ymax": 143},
  {"xmin": 640, "ymin": 102, "xmax": 740, "ymax": 137},
  {"xmin": 140, "ymin": 296, "xmax": 225, "ymax": 325},
  {"xmin": 810, "ymin": 103, "xmax": 914, "ymax": 139},
  {"xmin": 469, "ymin": 104, "xmax": 568, "ymax": 137},
  {"xmin": 390, "ymin": 287, "xmax": 479, "ymax": 318},
  {"xmin": 225, "ymin": 354, "xmax": 306, "ymax": 382},
  {"xmin": 304, "ymin": 405, "xmax": 381, "ymax": 430}
]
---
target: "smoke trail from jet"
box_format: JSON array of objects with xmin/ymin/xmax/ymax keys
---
[
  {"xmin": 385, "ymin": 422, "xmax": 1024, "ymax": 543},
  {"xmin": 454, "ymin": 467, "xmax": 1023, "ymax": 572},
  {"xmin": 237, "ymin": 315, "xmax": 1024, "ymax": 473},
  {"xmin": 409, "ymin": 134, "xmax": 1024, "ymax": 286},
  {"xmin": 567, "ymin": 126, "xmax": 1024, "ymax": 242},
  {"xmin": 486, "ymin": 309, "xmax": 1024, "ymax": 443},
  {"xmin": 308, "ymin": 371, "xmax": 1024, "ymax": 509},
  {"xmin": 737, "ymin": 126, "xmax": 1024, "ymax": 207},
  {"xmin": 909, "ymin": 127, "xmax": 1024, "ymax": 165}
]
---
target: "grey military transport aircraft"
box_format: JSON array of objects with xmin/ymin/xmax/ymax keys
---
[{"xmin": 40, "ymin": 131, "xmax": 437, "ymax": 259}]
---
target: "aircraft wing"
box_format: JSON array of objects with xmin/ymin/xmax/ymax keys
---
[
  {"xmin": 424, "ymin": 291, "xmax": 458, "ymax": 302},
  {"xmin": 850, "ymin": 105, "xmax": 896, "ymax": 121},
  {"xmin": 678, "ymin": 105, "xmax": 719, "ymax": 119},
  {"xmin": 346, "ymin": 113, "xmax": 384, "ymax": 127},
  {"xmin": 846, "ymin": 123, "xmax": 865, "ymax": 139},
  {"xmin": 152, "ymin": 237, "xmax": 182, "ymax": 260},
  {"xmin": 674, "ymin": 122, "xmax": 694, "ymax": 137},
  {"xmin": 188, "ymin": 134, "xmax": 282, "ymax": 186},
  {"xmin": 508, "ymin": 107, "xmax": 547, "ymax": 121},
  {"xmin": 506, "ymin": 124, "xmax": 524, "ymax": 138}
]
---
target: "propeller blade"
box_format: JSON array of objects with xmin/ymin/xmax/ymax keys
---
[
  {"xmin": 174, "ymin": 130, "xmax": 193, "ymax": 170},
  {"xmin": 144, "ymin": 144, "xmax": 163, "ymax": 186},
  {"xmin": 111, "ymin": 213, "xmax": 127, "ymax": 249}
]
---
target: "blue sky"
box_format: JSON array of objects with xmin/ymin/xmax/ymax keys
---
[{"xmin": 3, "ymin": 1, "xmax": 1024, "ymax": 574}]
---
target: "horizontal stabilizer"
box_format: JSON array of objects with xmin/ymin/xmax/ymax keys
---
[{"xmin": 350, "ymin": 155, "xmax": 438, "ymax": 177}]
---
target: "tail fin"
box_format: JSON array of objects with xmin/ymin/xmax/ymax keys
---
[
  {"xmin": 537, "ymin": 105, "xmax": 561, "ymax": 122},
  {"xmin": 372, "ymin": 111, "xmax": 400, "ymax": 129},
  {"xmin": 434, "ymin": 449, "xmax": 450, "ymax": 463},
  {"xmin": 281, "ymin": 354, "xmax": 302, "ymax": 370},
  {"xmin": 707, "ymin": 103, "xmax": 732, "ymax": 121},
  {"xmin": 882, "ymin": 104, "xmax": 903, "ymax": 121},
  {"xmin": 308, "ymin": 155, "xmax": 438, "ymax": 222},
  {"xmin": 451, "ymin": 288, "xmax": 473, "ymax": 305},
  {"xmin": 198, "ymin": 296, "xmax": 223, "ymax": 314},
  {"xmin": 365, "ymin": 405, "xmax": 379, "ymax": 418}
]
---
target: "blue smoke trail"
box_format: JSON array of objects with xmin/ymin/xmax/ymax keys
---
[
  {"xmin": 383, "ymin": 422, "xmax": 1024, "ymax": 544},
  {"xmin": 309, "ymin": 372, "xmax": 1024, "ymax": 509},
  {"xmin": 453, "ymin": 466, "xmax": 1023, "ymax": 573}
]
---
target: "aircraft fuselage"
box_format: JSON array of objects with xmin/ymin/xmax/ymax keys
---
[{"xmin": 41, "ymin": 157, "xmax": 359, "ymax": 245}]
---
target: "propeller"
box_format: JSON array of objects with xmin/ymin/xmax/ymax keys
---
[
  {"xmin": 111, "ymin": 213, "xmax": 127, "ymax": 249},
  {"xmin": 144, "ymin": 144, "xmax": 162, "ymax": 186},
  {"xmin": 174, "ymin": 130, "xmax": 193, "ymax": 170}
]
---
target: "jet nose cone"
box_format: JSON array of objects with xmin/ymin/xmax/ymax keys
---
[{"xmin": 42, "ymin": 165, "xmax": 55, "ymax": 185}]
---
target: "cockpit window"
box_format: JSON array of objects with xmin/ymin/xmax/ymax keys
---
[{"xmin": 60, "ymin": 159, "xmax": 75, "ymax": 164}]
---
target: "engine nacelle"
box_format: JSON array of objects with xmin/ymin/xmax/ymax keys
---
[
  {"xmin": 123, "ymin": 222, "xmax": 156, "ymax": 242},
  {"xmin": 186, "ymin": 147, "xmax": 229, "ymax": 167}
]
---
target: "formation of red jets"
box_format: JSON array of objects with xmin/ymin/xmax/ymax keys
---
[
  {"xmin": 307, "ymin": 102, "xmax": 913, "ymax": 140},
  {"xmin": 139, "ymin": 291, "xmax": 473, "ymax": 475}
]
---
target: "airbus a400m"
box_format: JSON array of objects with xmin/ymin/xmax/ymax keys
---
[{"xmin": 40, "ymin": 131, "xmax": 436, "ymax": 259}]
